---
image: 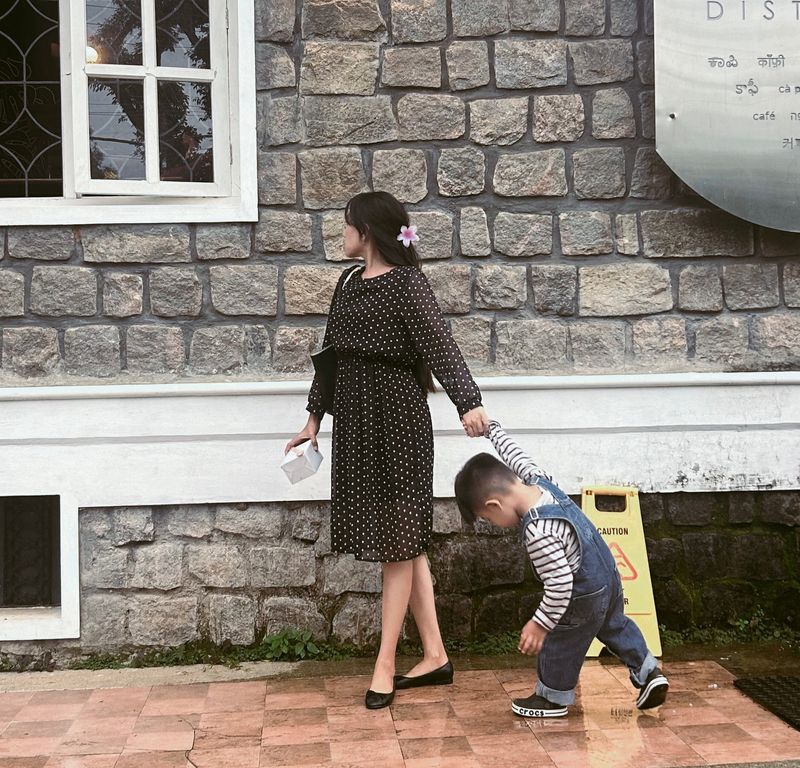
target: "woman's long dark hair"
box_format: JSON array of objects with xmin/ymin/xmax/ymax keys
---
[{"xmin": 345, "ymin": 191, "xmax": 436, "ymax": 394}]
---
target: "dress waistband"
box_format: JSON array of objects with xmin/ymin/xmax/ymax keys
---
[{"xmin": 338, "ymin": 351, "xmax": 415, "ymax": 371}]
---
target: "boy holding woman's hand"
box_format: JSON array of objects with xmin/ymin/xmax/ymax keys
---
[{"xmin": 455, "ymin": 421, "xmax": 669, "ymax": 718}]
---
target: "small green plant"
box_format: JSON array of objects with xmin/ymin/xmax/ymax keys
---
[
  {"xmin": 401, "ymin": 631, "xmax": 528, "ymax": 657},
  {"xmin": 60, "ymin": 631, "xmax": 336, "ymax": 673},
  {"xmin": 255, "ymin": 629, "xmax": 320, "ymax": 662},
  {"xmin": 136, "ymin": 642, "xmax": 228, "ymax": 668},
  {"xmin": 466, "ymin": 632, "xmax": 520, "ymax": 655},
  {"xmin": 68, "ymin": 654, "xmax": 125, "ymax": 671},
  {"xmin": 660, "ymin": 607, "xmax": 800, "ymax": 650}
]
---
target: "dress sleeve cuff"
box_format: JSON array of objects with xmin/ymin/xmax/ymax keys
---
[{"xmin": 457, "ymin": 399, "xmax": 483, "ymax": 418}]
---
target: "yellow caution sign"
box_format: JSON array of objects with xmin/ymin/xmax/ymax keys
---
[{"xmin": 581, "ymin": 486, "xmax": 662, "ymax": 657}]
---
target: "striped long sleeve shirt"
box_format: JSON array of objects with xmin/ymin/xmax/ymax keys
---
[{"xmin": 487, "ymin": 421, "xmax": 581, "ymax": 631}]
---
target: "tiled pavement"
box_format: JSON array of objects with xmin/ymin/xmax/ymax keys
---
[{"xmin": 0, "ymin": 661, "xmax": 798, "ymax": 767}]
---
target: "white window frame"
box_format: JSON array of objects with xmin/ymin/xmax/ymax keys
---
[
  {"xmin": 70, "ymin": 0, "xmax": 231, "ymax": 198},
  {"xmin": 0, "ymin": 494, "xmax": 80, "ymax": 642},
  {"xmin": 0, "ymin": 0, "xmax": 256, "ymax": 226}
]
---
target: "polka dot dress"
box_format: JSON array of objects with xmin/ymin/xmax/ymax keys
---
[{"xmin": 307, "ymin": 264, "xmax": 483, "ymax": 563}]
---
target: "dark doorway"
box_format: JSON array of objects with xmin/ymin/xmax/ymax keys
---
[{"xmin": 0, "ymin": 496, "xmax": 61, "ymax": 607}]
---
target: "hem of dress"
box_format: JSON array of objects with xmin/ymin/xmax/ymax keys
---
[{"xmin": 335, "ymin": 546, "xmax": 429, "ymax": 564}]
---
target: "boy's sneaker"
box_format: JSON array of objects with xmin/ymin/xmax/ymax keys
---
[
  {"xmin": 635, "ymin": 668, "xmax": 669, "ymax": 710},
  {"xmin": 511, "ymin": 694, "xmax": 568, "ymax": 718}
]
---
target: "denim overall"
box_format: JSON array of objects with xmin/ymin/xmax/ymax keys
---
[{"xmin": 523, "ymin": 476, "xmax": 657, "ymax": 706}]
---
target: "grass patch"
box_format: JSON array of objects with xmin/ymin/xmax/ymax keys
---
[
  {"xmin": 54, "ymin": 629, "xmax": 533, "ymax": 673},
  {"xmin": 56, "ymin": 630, "xmax": 363, "ymax": 672},
  {"xmin": 68, "ymin": 654, "xmax": 126, "ymax": 671},
  {"xmin": 397, "ymin": 631, "xmax": 521, "ymax": 658},
  {"xmin": 6, "ymin": 609, "xmax": 798, "ymax": 674},
  {"xmin": 661, "ymin": 608, "xmax": 800, "ymax": 650}
]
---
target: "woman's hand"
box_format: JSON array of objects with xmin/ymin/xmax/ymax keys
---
[
  {"xmin": 284, "ymin": 415, "xmax": 321, "ymax": 454},
  {"xmin": 461, "ymin": 406, "xmax": 488, "ymax": 438}
]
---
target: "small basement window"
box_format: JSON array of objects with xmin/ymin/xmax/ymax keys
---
[
  {"xmin": 0, "ymin": 494, "xmax": 79, "ymax": 641},
  {"xmin": 0, "ymin": 496, "xmax": 61, "ymax": 609}
]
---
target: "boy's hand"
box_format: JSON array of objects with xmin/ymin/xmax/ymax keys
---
[{"xmin": 519, "ymin": 620, "xmax": 549, "ymax": 656}]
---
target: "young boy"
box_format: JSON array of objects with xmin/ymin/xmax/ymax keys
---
[{"xmin": 454, "ymin": 421, "xmax": 669, "ymax": 718}]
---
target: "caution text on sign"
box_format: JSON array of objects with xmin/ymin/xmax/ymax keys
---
[{"xmin": 581, "ymin": 486, "xmax": 662, "ymax": 658}]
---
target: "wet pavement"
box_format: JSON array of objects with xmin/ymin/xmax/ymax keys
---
[{"xmin": 0, "ymin": 659, "xmax": 799, "ymax": 767}]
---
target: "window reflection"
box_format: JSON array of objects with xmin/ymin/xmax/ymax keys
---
[
  {"xmin": 156, "ymin": 0, "xmax": 210, "ymax": 69},
  {"xmin": 85, "ymin": 0, "xmax": 142, "ymax": 65},
  {"xmin": 88, "ymin": 78, "xmax": 145, "ymax": 180},
  {"xmin": 158, "ymin": 81, "xmax": 213, "ymax": 182}
]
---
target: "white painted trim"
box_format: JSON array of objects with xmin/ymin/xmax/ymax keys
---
[
  {"xmin": 1, "ymin": 371, "xmax": 797, "ymax": 401},
  {"xmin": 0, "ymin": 371, "xmax": 796, "ymax": 498},
  {"xmin": 0, "ymin": 494, "xmax": 80, "ymax": 642},
  {"xmin": 59, "ymin": 0, "xmax": 77, "ymax": 200},
  {"xmin": 83, "ymin": 65, "xmax": 217, "ymax": 82},
  {"xmin": 140, "ymin": 0, "xmax": 159, "ymax": 186},
  {"xmin": 209, "ymin": 0, "xmax": 233, "ymax": 197},
  {"xmin": 0, "ymin": 0, "xmax": 256, "ymax": 225},
  {"xmin": 0, "ymin": 371, "xmax": 797, "ymax": 642},
  {"xmin": 230, "ymin": 0, "xmax": 257, "ymax": 205},
  {"xmin": 0, "ymin": 196, "xmax": 256, "ymax": 225}
]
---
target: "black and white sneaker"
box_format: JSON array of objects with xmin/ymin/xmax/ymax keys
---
[
  {"xmin": 635, "ymin": 668, "xmax": 669, "ymax": 710},
  {"xmin": 511, "ymin": 694, "xmax": 568, "ymax": 718}
]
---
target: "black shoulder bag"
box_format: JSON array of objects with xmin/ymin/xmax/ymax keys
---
[{"xmin": 310, "ymin": 266, "xmax": 359, "ymax": 415}]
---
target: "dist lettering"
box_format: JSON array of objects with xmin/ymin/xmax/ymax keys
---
[
  {"xmin": 753, "ymin": 111, "xmax": 776, "ymax": 119},
  {"xmin": 707, "ymin": 0, "xmax": 800, "ymax": 19}
]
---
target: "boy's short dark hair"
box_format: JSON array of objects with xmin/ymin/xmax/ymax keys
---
[{"xmin": 454, "ymin": 452, "xmax": 518, "ymax": 524}]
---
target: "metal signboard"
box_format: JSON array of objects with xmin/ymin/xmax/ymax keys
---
[{"xmin": 656, "ymin": 1, "xmax": 800, "ymax": 231}]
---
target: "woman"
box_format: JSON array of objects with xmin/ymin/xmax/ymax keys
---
[{"xmin": 285, "ymin": 192, "xmax": 488, "ymax": 709}]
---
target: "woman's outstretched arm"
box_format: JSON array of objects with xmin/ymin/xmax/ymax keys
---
[{"xmin": 399, "ymin": 267, "xmax": 483, "ymax": 418}]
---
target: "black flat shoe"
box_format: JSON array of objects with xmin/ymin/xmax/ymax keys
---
[
  {"xmin": 365, "ymin": 687, "xmax": 395, "ymax": 709},
  {"xmin": 394, "ymin": 660, "xmax": 454, "ymax": 690}
]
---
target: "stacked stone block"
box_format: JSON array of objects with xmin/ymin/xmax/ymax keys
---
[
  {"xmin": 1, "ymin": 0, "xmax": 799, "ymax": 381},
  {"xmin": 0, "ymin": 490, "xmax": 797, "ymax": 668}
]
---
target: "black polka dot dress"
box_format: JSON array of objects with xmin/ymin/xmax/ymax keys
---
[{"xmin": 307, "ymin": 264, "xmax": 483, "ymax": 563}]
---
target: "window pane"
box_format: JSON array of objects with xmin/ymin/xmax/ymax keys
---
[
  {"xmin": 0, "ymin": 0, "xmax": 62, "ymax": 198},
  {"xmin": 88, "ymin": 78, "xmax": 145, "ymax": 180},
  {"xmin": 158, "ymin": 80, "xmax": 213, "ymax": 182},
  {"xmin": 155, "ymin": 0, "xmax": 210, "ymax": 69},
  {"xmin": 86, "ymin": 0, "xmax": 142, "ymax": 66}
]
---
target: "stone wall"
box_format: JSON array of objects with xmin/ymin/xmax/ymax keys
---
[
  {"xmin": 2, "ymin": 492, "xmax": 798, "ymax": 668},
  {"xmin": 2, "ymin": 0, "xmax": 799, "ymax": 670},
  {"xmin": 1, "ymin": 0, "xmax": 799, "ymax": 383}
]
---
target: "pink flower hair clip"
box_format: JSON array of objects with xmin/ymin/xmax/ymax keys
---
[{"xmin": 397, "ymin": 224, "xmax": 420, "ymax": 248}]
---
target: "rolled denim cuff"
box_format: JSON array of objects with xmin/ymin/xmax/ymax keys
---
[
  {"xmin": 630, "ymin": 651, "xmax": 658, "ymax": 688},
  {"xmin": 535, "ymin": 679, "xmax": 575, "ymax": 706}
]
